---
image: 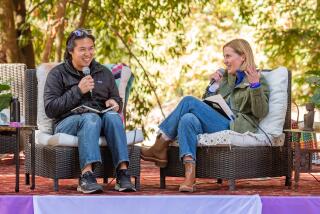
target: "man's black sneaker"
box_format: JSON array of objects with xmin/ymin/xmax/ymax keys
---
[
  {"xmin": 115, "ymin": 169, "xmax": 136, "ymax": 192},
  {"xmin": 77, "ymin": 171, "xmax": 103, "ymax": 194}
]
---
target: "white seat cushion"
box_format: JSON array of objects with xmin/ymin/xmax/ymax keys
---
[
  {"xmin": 35, "ymin": 129, "xmax": 144, "ymax": 147},
  {"xmin": 196, "ymin": 130, "xmax": 285, "ymax": 147}
]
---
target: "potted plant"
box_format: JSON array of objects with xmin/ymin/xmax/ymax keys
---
[{"xmin": 0, "ymin": 81, "xmax": 12, "ymax": 112}]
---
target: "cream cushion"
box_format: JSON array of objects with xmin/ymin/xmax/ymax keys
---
[
  {"xmin": 37, "ymin": 63, "xmax": 59, "ymax": 134},
  {"xmin": 35, "ymin": 129, "xmax": 143, "ymax": 147},
  {"xmin": 196, "ymin": 130, "xmax": 285, "ymax": 147},
  {"xmin": 257, "ymin": 67, "xmax": 288, "ymax": 137}
]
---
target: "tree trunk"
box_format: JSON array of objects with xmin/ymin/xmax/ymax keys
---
[
  {"xmin": 55, "ymin": 0, "xmax": 68, "ymax": 62},
  {"xmin": 77, "ymin": 0, "xmax": 90, "ymax": 28},
  {"xmin": 42, "ymin": 0, "xmax": 68, "ymax": 63},
  {"xmin": 42, "ymin": 15, "xmax": 55, "ymax": 63},
  {"xmin": 317, "ymin": 0, "xmax": 320, "ymax": 19},
  {"xmin": 0, "ymin": 0, "xmax": 20, "ymax": 63},
  {"xmin": 13, "ymin": 0, "xmax": 35, "ymax": 68}
]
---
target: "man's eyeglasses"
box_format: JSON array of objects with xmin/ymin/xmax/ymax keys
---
[{"xmin": 72, "ymin": 29, "xmax": 92, "ymax": 37}]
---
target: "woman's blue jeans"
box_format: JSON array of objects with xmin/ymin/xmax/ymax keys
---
[
  {"xmin": 159, "ymin": 96, "xmax": 230, "ymax": 161},
  {"xmin": 55, "ymin": 111, "xmax": 129, "ymax": 171}
]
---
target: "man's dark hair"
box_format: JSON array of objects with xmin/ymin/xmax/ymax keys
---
[{"xmin": 64, "ymin": 29, "xmax": 95, "ymax": 61}]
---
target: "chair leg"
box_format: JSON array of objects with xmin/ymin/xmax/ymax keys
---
[
  {"xmin": 25, "ymin": 173, "xmax": 30, "ymax": 185},
  {"xmin": 160, "ymin": 168, "xmax": 166, "ymax": 189},
  {"xmin": 217, "ymin": 178, "xmax": 223, "ymax": 184},
  {"xmin": 228, "ymin": 179, "xmax": 236, "ymax": 191},
  {"xmin": 285, "ymin": 175, "xmax": 292, "ymax": 187},
  {"xmin": 103, "ymin": 177, "xmax": 108, "ymax": 184},
  {"xmin": 54, "ymin": 179, "xmax": 59, "ymax": 192},
  {"xmin": 135, "ymin": 176, "xmax": 140, "ymax": 191}
]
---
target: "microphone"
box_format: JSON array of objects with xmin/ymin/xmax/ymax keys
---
[
  {"xmin": 207, "ymin": 68, "xmax": 225, "ymax": 94},
  {"xmin": 82, "ymin": 66, "xmax": 92, "ymax": 96},
  {"xmin": 202, "ymin": 68, "xmax": 225, "ymax": 99},
  {"xmin": 208, "ymin": 68, "xmax": 225, "ymax": 86}
]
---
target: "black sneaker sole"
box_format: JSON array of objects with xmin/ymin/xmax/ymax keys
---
[
  {"xmin": 114, "ymin": 184, "xmax": 136, "ymax": 192},
  {"xmin": 77, "ymin": 186, "xmax": 103, "ymax": 194}
]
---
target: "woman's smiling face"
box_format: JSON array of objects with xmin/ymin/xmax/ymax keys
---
[{"xmin": 223, "ymin": 46, "xmax": 245, "ymax": 75}]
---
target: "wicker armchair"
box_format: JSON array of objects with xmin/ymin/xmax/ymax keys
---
[
  {"xmin": 160, "ymin": 70, "xmax": 292, "ymax": 191},
  {"xmin": 24, "ymin": 67, "xmax": 141, "ymax": 191},
  {"xmin": 0, "ymin": 64, "xmax": 31, "ymax": 155}
]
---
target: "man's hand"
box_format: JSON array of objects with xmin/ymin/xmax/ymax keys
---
[
  {"xmin": 105, "ymin": 99, "xmax": 119, "ymax": 112},
  {"xmin": 78, "ymin": 75, "xmax": 94, "ymax": 94}
]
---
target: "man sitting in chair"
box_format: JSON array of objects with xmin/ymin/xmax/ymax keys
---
[{"xmin": 44, "ymin": 29, "xmax": 135, "ymax": 193}]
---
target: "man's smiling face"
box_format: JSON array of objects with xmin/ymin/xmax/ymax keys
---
[{"xmin": 70, "ymin": 38, "xmax": 95, "ymax": 71}]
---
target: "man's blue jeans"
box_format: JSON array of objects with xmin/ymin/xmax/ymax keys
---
[
  {"xmin": 55, "ymin": 111, "xmax": 129, "ymax": 171},
  {"xmin": 159, "ymin": 96, "xmax": 230, "ymax": 161}
]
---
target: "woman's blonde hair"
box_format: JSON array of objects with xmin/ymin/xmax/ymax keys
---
[{"xmin": 223, "ymin": 39, "xmax": 256, "ymax": 71}]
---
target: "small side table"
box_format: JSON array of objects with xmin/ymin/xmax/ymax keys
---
[
  {"xmin": 284, "ymin": 128, "xmax": 320, "ymax": 190},
  {"xmin": 0, "ymin": 125, "xmax": 36, "ymax": 192}
]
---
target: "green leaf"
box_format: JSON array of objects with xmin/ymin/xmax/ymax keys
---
[
  {"xmin": 0, "ymin": 94, "xmax": 12, "ymax": 112},
  {"xmin": 306, "ymin": 76, "xmax": 320, "ymax": 86},
  {"xmin": 0, "ymin": 84, "xmax": 10, "ymax": 91},
  {"xmin": 311, "ymin": 93, "xmax": 320, "ymax": 107},
  {"xmin": 311, "ymin": 88, "xmax": 320, "ymax": 107}
]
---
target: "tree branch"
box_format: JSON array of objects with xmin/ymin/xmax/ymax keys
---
[
  {"xmin": 68, "ymin": 0, "xmax": 166, "ymax": 118},
  {"xmin": 27, "ymin": 0, "xmax": 48, "ymax": 15},
  {"xmin": 77, "ymin": 0, "xmax": 90, "ymax": 28},
  {"xmin": 109, "ymin": 24, "xmax": 166, "ymax": 119},
  {"xmin": 317, "ymin": 0, "xmax": 320, "ymax": 19}
]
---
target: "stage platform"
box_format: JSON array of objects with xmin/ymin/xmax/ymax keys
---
[
  {"xmin": 2, "ymin": 195, "xmax": 320, "ymax": 214},
  {"xmin": 1, "ymin": 155, "xmax": 320, "ymax": 213}
]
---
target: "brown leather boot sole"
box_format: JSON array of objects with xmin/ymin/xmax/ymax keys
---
[
  {"xmin": 179, "ymin": 184, "xmax": 196, "ymax": 192},
  {"xmin": 140, "ymin": 154, "xmax": 168, "ymax": 168}
]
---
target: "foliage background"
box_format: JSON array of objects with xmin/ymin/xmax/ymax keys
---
[{"xmin": 0, "ymin": 0, "xmax": 319, "ymax": 138}]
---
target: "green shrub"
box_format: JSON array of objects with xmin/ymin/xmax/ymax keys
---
[{"xmin": 0, "ymin": 83, "xmax": 12, "ymax": 112}]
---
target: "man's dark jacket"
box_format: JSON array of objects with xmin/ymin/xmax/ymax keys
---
[{"xmin": 44, "ymin": 59, "xmax": 123, "ymax": 126}]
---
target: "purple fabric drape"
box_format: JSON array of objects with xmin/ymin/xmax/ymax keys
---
[
  {"xmin": 0, "ymin": 196, "xmax": 33, "ymax": 214},
  {"xmin": 262, "ymin": 196, "xmax": 320, "ymax": 214}
]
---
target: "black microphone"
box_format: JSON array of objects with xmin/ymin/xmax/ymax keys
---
[{"xmin": 82, "ymin": 66, "xmax": 92, "ymax": 96}]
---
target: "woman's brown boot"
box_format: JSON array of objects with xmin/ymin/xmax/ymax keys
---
[
  {"xmin": 179, "ymin": 161, "xmax": 196, "ymax": 192},
  {"xmin": 140, "ymin": 134, "xmax": 171, "ymax": 168}
]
